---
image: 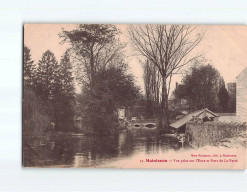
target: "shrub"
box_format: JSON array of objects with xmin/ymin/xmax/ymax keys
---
[{"xmin": 185, "ymin": 121, "xmax": 247, "ymax": 148}]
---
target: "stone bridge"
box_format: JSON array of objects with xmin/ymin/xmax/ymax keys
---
[{"xmin": 131, "ymin": 119, "xmax": 157, "ymax": 128}]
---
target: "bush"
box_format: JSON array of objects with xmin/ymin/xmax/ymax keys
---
[
  {"xmin": 23, "ymin": 87, "xmax": 52, "ymax": 135},
  {"xmin": 185, "ymin": 121, "xmax": 247, "ymax": 148}
]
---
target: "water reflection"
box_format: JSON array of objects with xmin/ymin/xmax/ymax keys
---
[{"xmin": 23, "ymin": 127, "xmax": 180, "ymax": 167}]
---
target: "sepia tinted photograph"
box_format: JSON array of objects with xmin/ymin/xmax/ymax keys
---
[{"xmin": 23, "ymin": 24, "xmax": 247, "ymax": 169}]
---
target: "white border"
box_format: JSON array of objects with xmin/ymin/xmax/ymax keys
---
[{"xmin": 0, "ymin": 0, "xmax": 247, "ymax": 192}]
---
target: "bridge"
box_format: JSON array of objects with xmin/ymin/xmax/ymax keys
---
[{"xmin": 131, "ymin": 119, "xmax": 157, "ymax": 128}]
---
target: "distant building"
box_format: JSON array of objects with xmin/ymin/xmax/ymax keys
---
[
  {"xmin": 236, "ymin": 67, "xmax": 247, "ymax": 122},
  {"xmin": 174, "ymin": 82, "xmax": 186, "ymax": 98},
  {"xmin": 118, "ymin": 108, "xmax": 126, "ymax": 119}
]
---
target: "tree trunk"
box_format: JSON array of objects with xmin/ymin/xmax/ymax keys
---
[
  {"xmin": 161, "ymin": 77, "xmax": 169, "ymax": 131},
  {"xmin": 89, "ymin": 47, "xmax": 95, "ymax": 88}
]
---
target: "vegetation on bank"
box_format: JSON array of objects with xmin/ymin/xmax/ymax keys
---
[
  {"xmin": 23, "ymin": 24, "xmax": 140, "ymax": 135},
  {"xmin": 77, "ymin": 67, "xmax": 140, "ymax": 135},
  {"xmin": 185, "ymin": 121, "xmax": 247, "ymax": 148},
  {"xmin": 168, "ymin": 63, "xmax": 236, "ymax": 121},
  {"xmin": 23, "ymin": 46, "xmax": 76, "ymax": 134}
]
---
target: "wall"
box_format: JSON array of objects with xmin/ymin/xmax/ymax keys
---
[{"xmin": 236, "ymin": 67, "xmax": 247, "ymax": 122}]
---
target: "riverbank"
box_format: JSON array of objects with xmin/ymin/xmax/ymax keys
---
[
  {"xmin": 23, "ymin": 128, "xmax": 246, "ymax": 169},
  {"xmin": 94, "ymin": 132, "xmax": 247, "ymax": 169},
  {"xmin": 211, "ymin": 131, "xmax": 247, "ymax": 148}
]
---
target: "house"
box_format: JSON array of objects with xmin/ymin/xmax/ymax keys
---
[
  {"xmin": 169, "ymin": 108, "xmax": 218, "ymax": 133},
  {"xmin": 236, "ymin": 67, "xmax": 247, "ymax": 122}
]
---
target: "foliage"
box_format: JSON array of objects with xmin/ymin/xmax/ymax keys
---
[
  {"xmin": 35, "ymin": 50, "xmax": 58, "ymax": 101},
  {"xmin": 218, "ymin": 83, "xmax": 230, "ymax": 112},
  {"xmin": 185, "ymin": 121, "xmax": 246, "ymax": 148},
  {"xmin": 128, "ymin": 25, "xmax": 204, "ymax": 129},
  {"xmin": 59, "ymin": 24, "xmax": 126, "ymax": 86},
  {"xmin": 57, "ymin": 50, "xmax": 75, "ymax": 97},
  {"xmin": 168, "ymin": 94, "xmax": 189, "ymax": 120},
  {"xmin": 81, "ymin": 66, "xmax": 140, "ymax": 134},
  {"xmin": 23, "ymin": 45, "xmax": 35, "ymax": 86},
  {"xmin": 60, "ymin": 24, "xmax": 138, "ymax": 134},
  {"xmin": 173, "ymin": 64, "xmax": 229, "ymax": 112},
  {"xmin": 143, "ymin": 59, "xmax": 162, "ymax": 118},
  {"xmin": 23, "ymin": 47, "xmax": 76, "ymax": 133},
  {"xmin": 23, "ymin": 46, "xmax": 52, "ymax": 135},
  {"xmin": 53, "ymin": 50, "xmax": 75, "ymax": 131},
  {"xmin": 23, "ymin": 87, "xmax": 52, "ymax": 135},
  {"xmin": 227, "ymin": 83, "xmax": 236, "ymax": 113}
]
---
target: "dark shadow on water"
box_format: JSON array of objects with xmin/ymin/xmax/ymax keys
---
[{"xmin": 23, "ymin": 127, "xmax": 181, "ymax": 167}]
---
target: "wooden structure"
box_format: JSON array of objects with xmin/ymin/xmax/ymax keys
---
[{"xmin": 169, "ymin": 108, "xmax": 218, "ymax": 133}]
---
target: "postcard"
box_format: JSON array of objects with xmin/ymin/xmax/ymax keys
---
[{"xmin": 23, "ymin": 24, "xmax": 247, "ymax": 169}]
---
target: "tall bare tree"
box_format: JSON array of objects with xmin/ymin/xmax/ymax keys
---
[
  {"xmin": 142, "ymin": 59, "xmax": 162, "ymax": 118},
  {"xmin": 128, "ymin": 25, "xmax": 204, "ymax": 130}
]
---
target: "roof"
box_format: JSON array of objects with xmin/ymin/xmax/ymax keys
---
[
  {"xmin": 236, "ymin": 66, "xmax": 247, "ymax": 79},
  {"xmin": 169, "ymin": 108, "xmax": 218, "ymax": 129}
]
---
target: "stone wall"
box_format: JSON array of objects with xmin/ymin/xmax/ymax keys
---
[{"xmin": 185, "ymin": 121, "xmax": 246, "ymax": 148}]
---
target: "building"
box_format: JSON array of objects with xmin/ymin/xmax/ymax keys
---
[
  {"xmin": 236, "ymin": 67, "xmax": 247, "ymax": 122},
  {"xmin": 169, "ymin": 108, "xmax": 218, "ymax": 133},
  {"xmin": 118, "ymin": 108, "xmax": 126, "ymax": 119}
]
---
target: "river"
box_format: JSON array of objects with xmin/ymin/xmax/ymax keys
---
[{"xmin": 23, "ymin": 126, "xmax": 181, "ymax": 168}]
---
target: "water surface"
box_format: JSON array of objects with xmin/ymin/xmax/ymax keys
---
[{"xmin": 23, "ymin": 127, "xmax": 181, "ymax": 167}]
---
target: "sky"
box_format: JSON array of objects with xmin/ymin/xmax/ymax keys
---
[{"xmin": 24, "ymin": 24, "xmax": 247, "ymax": 94}]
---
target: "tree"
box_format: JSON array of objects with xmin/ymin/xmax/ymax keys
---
[
  {"xmin": 82, "ymin": 66, "xmax": 140, "ymax": 134},
  {"xmin": 23, "ymin": 45, "xmax": 35, "ymax": 86},
  {"xmin": 142, "ymin": 59, "xmax": 162, "ymax": 118},
  {"xmin": 35, "ymin": 50, "xmax": 58, "ymax": 101},
  {"xmin": 23, "ymin": 47, "xmax": 53, "ymax": 134},
  {"xmin": 53, "ymin": 51, "xmax": 75, "ymax": 130},
  {"xmin": 218, "ymin": 82, "xmax": 230, "ymax": 112},
  {"xmin": 59, "ymin": 24, "xmax": 125, "ymax": 87},
  {"xmin": 227, "ymin": 83, "xmax": 236, "ymax": 113},
  {"xmin": 174, "ymin": 64, "xmax": 227, "ymax": 112},
  {"xmin": 58, "ymin": 50, "xmax": 75, "ymax": 98},
  {"xmin": 128, "ymin": 25, "xmax": 204, "ymax": 130},
  {"xmin": 23, "ymin": 87, "xmax": 52, "ymax": 135}
]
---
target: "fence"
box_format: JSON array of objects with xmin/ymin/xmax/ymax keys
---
[{"xmin": 185, "ymin": 121, "xmax": 247, "ymax": 148}]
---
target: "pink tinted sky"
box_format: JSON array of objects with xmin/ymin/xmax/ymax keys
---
[{"xmin": 24, "ymin": 24, "xmax": 247, "ymax": 94}]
